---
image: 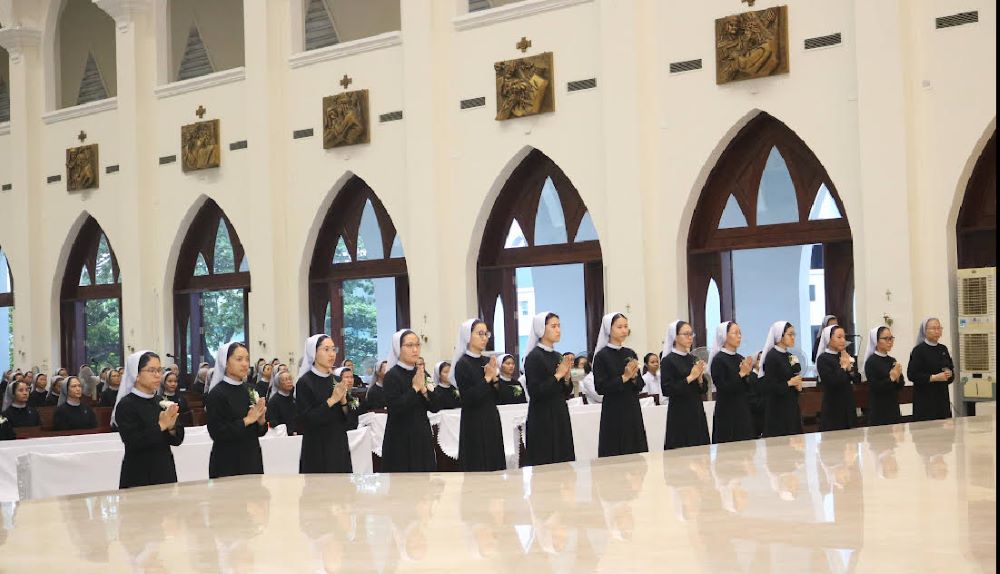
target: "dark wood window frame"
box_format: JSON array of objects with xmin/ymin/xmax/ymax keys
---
[
  {"xmin": 0, "ymin": 246, "xmax": 12, "ymax": 309},
  {"xmin": 687, "ymin": 112, "xmax": 855, "ymax": 345},
  {"xmin": 957, "ymin": 131, "xmax": 996, "ymax": 269},
  {"xmin": 477, "ymin": 148, "xmax": 604, "ymax": 361}
]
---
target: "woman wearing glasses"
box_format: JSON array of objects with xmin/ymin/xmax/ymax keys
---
[
  {"xmin": 453, "ymin": 319, "xmax": 506, "ymax": 471},
  {"xmin": 662, "ymin": 320, "xmax": 710, "ymax": 449},
  {"xmin": 381, "ymin": 329, "xmax": 441, "ymax": 472},
  {"xmin": 863, "ymin": 325, "xmax": 905, "ymax": 426},
  {"xmin": 296, "ymin": 334, "xmax": 356, "ymax": 473},
  {"xmin": 113, "ymin": 350, "xmax": 185, "ymax": 489},
  {"xmin": 907, "ymin": 317, "xmax": 955, "ymax": 421}
]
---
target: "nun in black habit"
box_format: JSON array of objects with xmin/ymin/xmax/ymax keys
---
[
  {"xmin": 816, "ymin": 324, "xmax": 861, "ymax": 431},
  {"xmin": 453, "ymin": 318, "xmax": 506, "ymax": 471},
  {"xmin": 907, "ymin": 317, "xmax": 955, "ymax": 421},
  {"xmin": 758, "ymin": 321, "xmax": 805, "ymax": 437},
  {"xmin": 592, "ymin": 312, "xmax": 648, "ymax": 457},
  {"xmin": 709, "ymin": 321, "xmax": 759, "ymax": 443},
  {"xmin": 523, "ymin": 312, "xmax": 576, "ymax": 466},
  {"xmin": 53, "ymin": 376, "xmax": 98, "ymax": 430},
  {"xmin": 296, "ymin": 334, "xmax": 357, "ymax": 474},
  {"xmin": 863, "ymin": 325, "xmax": 905, "ymax": 426},
  {"xmin": 1, "ymin": 379, "xmax": 40, "ymax": 428},
  {"xmin": 206, "ymin": 342, "xmax": 267, "ymax": 478},
  {"xmin": 266, "ymin": 368, "xmax": 298, "ymax": 434},
  {"xmin": 381, "ymin": 329, "xmax": 441, "ymax": 472},
  {"xmin": 661, "ymin": 320, "xmax": 711, "ymax": 449},
  {"xmin": 430, "ymin": 361, "xmax": 462, "ymax": 410},
  {"xmin": 496, "ymin": 354, "xmax": 527, "ymax": 405},
  {"xmin": 113, "ymin": 350, "xmax": 184, "ymax": 489}
]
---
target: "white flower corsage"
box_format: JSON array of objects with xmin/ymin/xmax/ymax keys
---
[
  {"xmin": 788, "ymin": 355, "xmax": 800, "ymax": 366},
  {"xmin": 512, "ymin": 385, "xmax": 523, "ymax": 397},
  {"xmin": 0, "ymin": 415, "xmax": 7, "ymax": 425},
  {"xmin": 159, "ymin": 400, "xmax": 173, "ymax": 410},
  {"xmin": 348, "ymin": 396, "xmax": 360, "ymax": 410},
  {"xmin": 248, "ymin": 388, "xmax": 261, "ymax": 405}
]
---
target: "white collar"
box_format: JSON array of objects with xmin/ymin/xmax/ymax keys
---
[
  {"xmin": 499, "ymin": 375, "xmax": 512, "ymax": 382},
  {"xmin": 874, "ymin": 351, "xmax": 888, "ymax": 357},
  {"xmin": 223, "ymin": 376, "xmax": 243, "ymax": 386},
  {"xmin": 10, "ymin": 402, "xmax": 26, "ymax": 409},
  {"xmin": 276, "ymin": 389, "xmax": 291, "ymax": 397},
  {"xmin": 397, "ymin": 361, "xmax": 415, "ymax": 371},
  {"xmin": 311, "ymin": 366, "xmax": 332, "ymax": 378},
  {"xmin": 775, "ymin": 345, "xmax": 787, "ymax": 353},
  {"xmin": 437, "ymin": 381, "xmax": 452, "ymax": 388},
  {"xmin": 538, "ymin": 343, "xmax": 554, "ymax": 352},
  {"xmin": 131, "ymin": 388, "xmax": 155, "ymax": 399},
  {"xmin": 607, "ymin": 343, "xmax": 622, "ymax": 350},
  {"xmin": 924, "ymin": 338, "xmax": 938, "ymax": 347},
  {"xmin": 671, "ymin": 348, "xmax": 688, "ymax": 356},
  {"xmin": 721, "ymin": 348, "xmax": 737, "ymax": 356},
  {"xmin": 824, "ymin": 349, "xmax": 838, "ymax": 355},
  {"xmin": 163, "ymin": 391, "xmax": 176, "ymax": 397},
  {"xmin": 465, "ymin": 350, "xmax": 482, "ymax": 359},
  {"xmin": 66, "ymin": 399, "xmax": 81, "ymax": 406}
]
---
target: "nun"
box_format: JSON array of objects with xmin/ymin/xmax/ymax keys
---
[
  {"xmin": 813, "ymin": 314, "xmax": 838, "ymax": 362},
  {"xmin": 254, "ymin": 363, "xmax": 273, "ymax": 405},
  {"xmin": 100, "ymin": 369, "xmax": 122, "ymax": 406},
  {"xmin": 44, "ymin": 375, "xmax": 63, "ymax": 406},
  {"xmin": 907, "ymin": 317, "xmax": 955, "ymax": 421},
  {"xmin": 709, "ymin": 321, "xmax": 758, "ymax": 443},
  {"xmin": 78, "ymin": 365, "xmax": 98, "ymax": 401},
  {"xmin": 381, "ymin": 329, "xmax": 441, "ymax": 472},
  {"xmin": 191, "ymin": 363, "xmax": 210, "ymax": 395},
  {"xmin": 27, "ymin": 373, "xmax": 48, "ymax": 407},
  {"xmin": 430, "ymin": 361, "xmax": 462, "ymax": 410},
  {"xmin": 342, "ymin": 359, "xmax": 366, "ymax": 387},
  {"xmin": 113, "ymin": 350, "xmax": 184, "ymax": 489},
  {"xmin": 363, "ymin": 360, "xmax": 389, "ymax": 411},
  {"xmin": 661, "ymin": 320, "xmax": 711, "ymax": 449},
  {"xmin": 453, "ymin": 319, "xmax": 506, "ymax": 472},
  {"xmin": 53, "ymin": 376, "xmax": 98, "ymax": 430},
  {"xmin": 296, "ymin": 334, "xmax": 357, "ymax": 474},
  {"xmin": 863, "ymin": 325, "xmax": 905, "ymax": 426},
  {"xmin": 641, "ymin": 353, "xmax": 662, "ymax": 402},
  {"xmin": 266, "ymin": 368, "xmax": 298, "ymax": 434},
  {"xmin": 205, "ymin": 342, "xmax": 267, "ymax": 478},
  {"xmin": 816, "ymin": 324, "xmax": 861, "ymax": 431},
  {"xmin": 159, "ymin": 370, "xmax": 190, "ymax": 414},
  {"xmin": 592, "ymin": 313, "xmax": 648, "ymax": 457},
  {"xmin": 496, "ymin": 354, "xmax": 526, "ymax": 405},
  {"xmin": 523, "ymin": 312, "xmax": 575, "ymax": 466},
  {"xmin": 96, "ymin": 367, "xmax": 110, "ymax": 397},
  {"xmin": 2, "ymin": 379, "xmax": 41, "ymax": 427},
  {"xmin": 759, "ymin": 321, "xmax": 804, "ymax": 437}
]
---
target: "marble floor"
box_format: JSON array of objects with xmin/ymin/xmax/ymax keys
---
[{"xmin": 0, "ymin": 414, "xmax": 994, "ymax": 573}]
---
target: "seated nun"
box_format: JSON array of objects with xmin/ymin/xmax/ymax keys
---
[
  {"xmin": 53, "ymin": 376, "xmax": 98, "ymax": 430},
  {"xmin": 2, "ymin": 379, "xmax": 41, "ymax": 428},
  {"xmin": 430, "ymin": 361, "xmax": 462, "ymax": 410},
  {"xmin": 158, "ymin": 370, "xmax": 190, "ymax": 413}
]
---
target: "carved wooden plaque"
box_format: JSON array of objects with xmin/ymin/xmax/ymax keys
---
[
  {"xmin": 323, "ymin": 89, "xmax": 370, "ymax": 149},
  {"xmin": 715, "ymin": 6, "xmax": 789, "ymax": 85},
  {"xmin": 181, "ymin": 119, "xmax": 222, "ymax": 172},
  {"xmin": 66, "ymin": 144, "xmax": 99, "ymax": 191},
  {"xmin": 494, "ymin": 52, "xmax": 554, "ymax": 121}
]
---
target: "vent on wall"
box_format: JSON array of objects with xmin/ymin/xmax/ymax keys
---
[
  {"xmin": 567, "ymin": 78, "xmax": 597, "ymax": 92},
  {"xmin": 305, "ymin": 0, "xmax": 340, "ymax": 51},
  {"xmin": 460, "ymin": 97, "xmax": 486, "ymax": 110},
  {"xmin": 804, "ymin": 33, "xmax": 842, "ymax": 50},
  {"xmin": 936, "ymin": 11, "xmax": 978, "ymax": 29},
  {"xmin": 669, "ymin": 59, "xmax": 702, "ymax": 74},
  {"xmin": 379, "ymin": 111, "xmax": 403, "ymax": 122}
]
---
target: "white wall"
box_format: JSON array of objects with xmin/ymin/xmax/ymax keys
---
[{"xmin": 0, "ymin": 0, "xmax": 994, "ymax": 391}]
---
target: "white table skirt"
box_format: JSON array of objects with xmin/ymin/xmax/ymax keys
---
[{"xmin": 8, "ymin": 427, "xmax": 371, "ymax": 502}]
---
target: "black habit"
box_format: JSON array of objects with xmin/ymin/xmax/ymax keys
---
[
  {"xmin": 364, "ymin": 383, "xmax": 387, "ymax": 411},
  {"xmin": 661, "ymin": 351, "xmax": 710, "ymax": 449},
  {"xmin": 265, "ymin": 391, "xmax": 298, "ymax": 434},
  {"xmin": 455, "ymin": 354, "xmax": 506, "ymax": 472},
  {"xmin": 27, "ymin": 389, "xmax": 48, "ymax": 408},
  {"xmin": 0, "ymin": 418, "xmax": 14, "ymax": 441},
  {"xmin": 816, "ymin": 352, "xmax": 860, "ymax": 431},
  {"xmin": 864, "ymin": 353, "xmax": 905, "ymax": 426},
  {"xmin": 206, "ymin": 381, "xmax": 267, "ymax": 478},
  {"xmin": 161, "ymin": 392, "xmax": 189, "ymax": 413},
  {"xmin": 115, "ymin": 393, "xmax": 185, "ymax": 489},
  {"xmin": 99, "ymin": 386, "xmax": 120, "ymax": 407},
  {"xmin": 498, "ymin": 377, "xmax": 527, "ymax": 405},
  {"xmin": 907, "ymin": 342, "xmax": 954, "ymax": 421},
  {"xmin": 432, "ymin": 384, "xmax": 462, "ymax": 410},
  {"xmin": 710, "ymin": 351, "xmax": 758, "ymax": 443},
  {"xmin": 53, "ymin": 402, "xmax": 98, "ymax": 431},
  {"xmin": 523, "ymin": 346, "xmax": 575, "ymax": 466},
  {"xmin": 380, "ymin": 364, "xmax": 440, "ymax": 472},
  {"xmin": 296, "ymin": 370, "xmax": 357, "ymax": 474},
  {"xmin": 2, "ymin": 405, "xmax": 40, "ymax": 427},
  {"xmin": 593, "ymin": 346, "xmax": 648, "ymax": 457},
  {"xmin": 760, "ymin": 348, "xmax": 803, "ymax": 437}
]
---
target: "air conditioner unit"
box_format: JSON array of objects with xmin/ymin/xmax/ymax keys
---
[{"xmin": 957, "ymin": 267, "xmax": 996, "ymax": 401}]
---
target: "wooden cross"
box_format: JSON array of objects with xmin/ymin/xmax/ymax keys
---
[
  {"xmin": 516, "ymin": 36, "xmax": 532, "ymax": 53},
  {"xmin": 196, "ymin": 105, "xmax": 206, "ymax": 118},
  {"xmin": 77, "ymin": 130, "xmax": 87, "ymax": 143},
  {"xmin": 340, "ymin": 74, "xmax": 352, "ymax": 90}
]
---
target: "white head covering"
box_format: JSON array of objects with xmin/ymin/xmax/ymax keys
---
[
  {"xmin": 594, "ymin": 312, "xmax": 625, "ymax": 357},
  {"xmin": 757, "ymin": 321, "xmax": 790, "ymax": 377},
  {"xmin": 660, "ymin": 320, "xmax": 684, "ymax": 358},
  {"xmin": 708, "ymin": 322, "xmax": 732, "ymax": 367},
  {"xmin": 45, "ymin": 375, "xmax": 62, "ymax": 399},
  {"xmin": 112, "ymin": 350, "xmax": 152, "ymax": 426},
  {"xmin": 498, "ymin": 353, "xmax": 516, "ymax": 380},
  {"xmin": 387, "ymin": 329, "xmax": 416, "ymax": 370},
  {"xmin": 159, "ymin": 370, "xmax": 179, "ymax": 396},
  {"xmin": 333, "ymin": 366, "xmax": 350, "ymax": 379},
  {"xmin": 298, "ymin": 334, "xmax": 330, "ymax": 380},
  {"xmin": 208, "ymin": 342, "xmax": 245, "ymax": 393},
  {"xmin": 57, "ymin": 376, "xmax": 81, "ymax": 407},
  {"xmin": 818, "ymin": 324, "xmax": 839, "ymax": 356},
  {"xmin": 863, "ymin": 325, "xmax": 889, "ymax": 366},
  {"xmin": 3, "ymin": 378, "xmax": 23, "ymax": 411},
  {"xmin": 452, "ymin": 319, "xmax": 479, "ymax": 376},
  {"xmin": 916, "ymin": 317, "xmax": 940, "ymax": 347},
  {"xmin": 524, "ymin": 312, "xmax": 552, "ymax": 357},
  {"xmin": 432, "ymin": 361, "xmax": 451, "ymax": 387},
  {"xmin": 268, "ymin": 367, "xmax": 291, "ymax": 399}
]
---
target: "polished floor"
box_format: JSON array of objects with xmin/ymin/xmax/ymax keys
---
[{"xmin": 0, "ymin": 413, "xmax": 994, "ymax": 573}]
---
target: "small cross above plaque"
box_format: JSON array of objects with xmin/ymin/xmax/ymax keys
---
[
  {"xmin": 340, "ymin": 74, "xmax": 353, "ymax": 90},
  {"xmin": 77, "ymin": 130, "xmax": 87, "ymax": 143},
  {"xmin": 196, "ymin": 105, "xmax": 206, "ymax": 118},
  {"xmin": 516, "ymin": 36, "xmax": 532, "ymax": 53},
  {"xmin": 742, "ymin": 0, "xmax": 756, "ymax": 6}
]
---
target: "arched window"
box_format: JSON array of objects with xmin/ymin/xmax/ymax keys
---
[
  {"xmin": 56, "ymin": 0, "xmax": 116, "ymax": 109},
  {"xmin": 60, "ymin": 217, "xmax": 122, "ymax": 369},
  {"xmin": 168, "ymin": 0, "xmax": 245, "ymax": 82},
  {"xmin": 301, "ymin": 0, "xmax": 401, "ymax": 51},
  {"xmin": 688, "ymin": 113, "xmax": 854, "ymax": 366},
  {"xmin": 0, "ymin": 246, "xmax": 13, "ymax": 371},
  {"xmin": 309, "ymin": 176, "xmax": 408, "ymax": 375},
  {"xmin": 1, "ymin": 45, "xmax": 11, "ymax": 122},
  {"xmin": 478, "ymin": 149, "xmax": 604, "ymax": 361},
  {"xmin": 173, "ymin": 200, "xmax": 250, "ymax": 381},
  {"xmin": 957, "ymin": 131, "xmax": 996, "ymax": 269}
]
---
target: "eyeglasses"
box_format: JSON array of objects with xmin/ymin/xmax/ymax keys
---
[
  {"xmin": 678, "ymin": 331, "xmax": 695, "ymax": 338},
  {"xmin": 878, "ymin": 336, "xmax": 895, "ymax": 342},
  {"xmin": 319, "ymin": 346, "xmax": 339, "ymax": 354},
  {"xmin": 401, "ymin": 343, "xmax": 421, "ymax": 349},
  {"xmin": 474, "ymin": 331, "xmax": 492, "ymax": 339},
  {"xmin": 141, "ymin": 368, "xmax": 164, "ymax": 375}
]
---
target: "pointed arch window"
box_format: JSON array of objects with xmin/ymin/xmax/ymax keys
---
[
  {"xmin": 168, "ymin": 0, "xmax": 245, "ymax": 83},
  {"xmin": 0, "ymin": 246, "xmax": 14, "ymax": 372},
  {"xmin": 309, "ymin": 176, "xmax": 409, "ymax": 373},
  {"xmin": 60, "ymin": 217, "xmax": 123, "ymax": 369},
  {"xmin": 957, "ymin": 131, "xmax": 996, "ymax": 269},
  {"xmin": 57, "ymin": 0, "xmax": 116, "ymax": 109}
]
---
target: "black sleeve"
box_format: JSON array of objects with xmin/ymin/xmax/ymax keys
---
[
  {"xmin": 524, "ymin": 351, "xmax": 562, "ymax": 400},
  {"xmin": 117, "ymin": 401, "xmax": 173, "ymax": 451},
  {"xmin": 907, "ymin": 346, "xmax": 932, "ymax": 387},
  {"xmin": 53, "ymin": 406, "xmax": 69, "ymax": 431},
  {"xmin": 455, "ymin": 357, "xmax": 499, "ymax": 407}
]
